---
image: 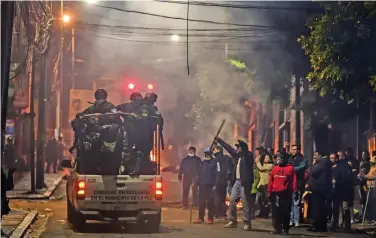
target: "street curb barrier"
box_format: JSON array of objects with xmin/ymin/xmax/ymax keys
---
[
  {"xmin": 43, "ymin": 175, "xmax": 64, "ymax": 197},
  {"xmin": 8, "ymin": 175, "xmax": 64, "ymax": 199},
  {"xmin": 10, "ymin": 211, "xmax": 38, "ymax": 238}
]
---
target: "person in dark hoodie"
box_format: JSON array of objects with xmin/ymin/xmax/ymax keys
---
[
  {"xmin": 212, "ymin": 145, "xmax": 229, "ymax": 219},
  {"xmin": 307, "ymin": 151, "xmax": 332, "ymax": 232},
  {"xmin": 288, "ymin": 145, "xmax": 307, "ymax": 227},
  {"xmin": 268, "ymin": 151, "xmax": 297, "ymax": 235},
  {"xmin": 193, "ymin": 148, "xmax": 217, "ymax": 224},
  {"xmin": 215, "ymin": 138, "xmax": 254, "ymax": 231},
  {"xmin": 178, "ymin": 146, "xmax": 201, "ymax": 209},
  {"xmin": 331, "ymin": 151, "xmax": 353, "ymax": 232},
  {"xmin": 1, "ymin": 167, "xmax": 15, "ymax": 236}
]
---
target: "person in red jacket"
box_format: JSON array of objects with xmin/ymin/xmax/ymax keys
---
[{"xmin": 268, "ymin": 151, "xmax": 298, "ymax": 235}]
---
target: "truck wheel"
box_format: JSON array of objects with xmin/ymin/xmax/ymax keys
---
[
  {"xmin": 67, "ymin": 200, "xmax": 86, "ymax": 231},
  {"xmin": 146, "ymin": 212, "xmax": 161, "ymax": 233},
  {"xmin": 67, "ymin": 200, "xmax": 74, "ymax": 223}
]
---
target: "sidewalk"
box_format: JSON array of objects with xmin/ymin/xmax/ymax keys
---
[
  {"xmin": 353, "ymin": 222, "xmax": 376, "ymax": 235},
  {"xmin": 7, "ymin": 172, "xmax": 64, "ymax": 199},
  {"xmin": 1, "ymin": 209, "xmax": 38, "ymax": 238}
]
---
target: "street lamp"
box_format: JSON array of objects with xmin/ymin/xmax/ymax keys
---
[
  {"xmin": 171, "ymin": 34, "xmax": 180, "ymax": 42},
  {"xmin": 62, "ymin": 14, "xmax": 70, "ymax": 23}
]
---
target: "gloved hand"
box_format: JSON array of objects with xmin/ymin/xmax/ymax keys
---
[
  {"xmin": 294, "ymin": 192, "xmax": 299, "ymax": 201},
  {"xmin": 69, "ymin": 146, "xmax": 75, "ymax": 154}
]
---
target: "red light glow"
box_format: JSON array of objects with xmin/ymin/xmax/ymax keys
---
[
  {"xmin": 147, "ymin": 84, "xmax": 153, "ymax": 90},
  {"xmin": 128, "ymin": 83, "xmax": 135, "ymax": 89}
]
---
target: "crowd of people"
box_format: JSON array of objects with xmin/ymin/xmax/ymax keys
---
[{"xmin": 178, "ymin": 139, "xmax": 376, "ymax": 234}]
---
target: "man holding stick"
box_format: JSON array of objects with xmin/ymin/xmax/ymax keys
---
[{"xmin": 215, "ymin": 137, "xmax": 254, "ymax": 231}]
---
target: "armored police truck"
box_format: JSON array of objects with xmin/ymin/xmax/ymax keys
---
[{"xmin": 63, "ymin": 112, "xmax": 163, "ymax": 232}]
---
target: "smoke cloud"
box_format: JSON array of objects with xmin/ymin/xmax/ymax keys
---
[{"xmin": 78, "ymin": 1, "xmax": 310, "ymax": 157}]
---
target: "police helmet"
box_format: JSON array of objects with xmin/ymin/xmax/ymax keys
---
[
  {"xmin": 130, "ymin": 92, "xmax": 143, "ymax": 101},
  {"xmin": 145, "ymin": 92, "xmax": 158, "ymax": 103},
  {"xmin": 204, "ymin": 147, "xmax": 211, "ymax": 154},
  {"xmin": 94, "ymin": 88, "xmax": 107, "ymax": 100}
]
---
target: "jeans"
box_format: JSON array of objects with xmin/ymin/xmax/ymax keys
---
[
  {"xmin": 228, "ymin": 180, "xmax": 252, "ymax": 224},
  {"xmin": 290, "ymin": 191, "xmax": 301, "ymax": 224}
]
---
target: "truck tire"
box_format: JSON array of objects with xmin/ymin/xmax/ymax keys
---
[
  {"xmin": 146, "ymin": 211, "xmax": 161, "ymax": 233},
  {"xmin": 67, "ymin": 199, "xmax": 74, "ymax": 223},
  {"xmin": 67, "ymin": 200, "xmax": 86, "ymax": 231}
]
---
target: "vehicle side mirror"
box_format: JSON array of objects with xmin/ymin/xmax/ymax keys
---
[{"xmin": 61, "ymin": 159, "xmax": 72, "ymax": 168}]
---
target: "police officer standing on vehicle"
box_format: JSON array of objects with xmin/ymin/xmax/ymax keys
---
[
  {"xmin": 142, "ymin": 93, "xmax": 164, "ymax": 161},
  {"xmin": 116, "ymin": 92, "xmax": 145, "ymax": 175},
  {"xmin": 83, "ymin": 89, "xmax": 117, "ymax": 115},
  {"xmin": 81, "ymin": 88, "xmax": 119, "ymax": 135}
]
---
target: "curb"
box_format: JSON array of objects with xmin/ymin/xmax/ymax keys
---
[
  {"xmin": 8, "ymin": 175, "xmax": 64, "ymax": 200},
  {"xmin": 9, "ymin": 211, "xmax": 38, "ymax": 238},
  {"xmin": 43, "ymin": 175, "xmax": 64, "ymax": 197}
]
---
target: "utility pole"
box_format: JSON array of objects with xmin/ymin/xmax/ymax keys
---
[
  {"xmin": 29, "ymin": 47, "xmax": 36, "ymax": 193},
  {"xmin": 71, "ymin": 27, "xmax": 75, "ymax": 89},
  {"xmin": 225, "ymin": 43, "xmax": 228, "ymax": 60},
  {"xmin": 1, "ymin": 1, "xmax": 15, "ymax": 147},
  {"xmin": 356, "ymin": 96, "xmax": 359, "ymax": 160},
  {"xmin": 36, "ymin": 54, "xmax": 47, "ymax": 189},
  {"xmin": 56, "ymin": 0, "xmax": 63, "ymax": 138},
  {"xmin": 295, "ymin": 75, "xmax": 301, "ymax": 147}
]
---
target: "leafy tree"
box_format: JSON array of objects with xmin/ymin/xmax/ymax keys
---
[{"xmin": 298, "ymin": 1, "xmax": 376, "ymax": 101}]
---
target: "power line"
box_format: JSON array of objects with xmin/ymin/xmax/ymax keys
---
[
  {"xmin": 154, "ymin": 0, "xmax": 318, "ymax": 11},
  {"xmin": 93, "ymin": 4, "xmax": 276, "ymax": 28},
  {"xmin": 76, "ymin": 23, "xmax": 277, "ymax": 38},
  {"xmin": 84, "ymin": 30, "xmax": 281, "ymax": 45},
  {"xmin": 76, "ymin": 22, "xmax": 275, "ymax": 33}
]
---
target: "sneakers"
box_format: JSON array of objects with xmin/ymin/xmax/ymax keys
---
[
  {"xmin": 290, "ymin": 221, "xmax": 299, "ymax": 227},
  {"xmin": 243, "ymin": 224, "xmax": 251, "ymax": 231},
  {"xmin": 224, "ymin": 221, "xmax": 237, "ymax": 228},
  {"xmin": 193, "ymin": 219, "xmax": 204, "ymax": 224},
  {"xmin": 207, "ymin": 219, "xmax": 214, "ymax": 225}
]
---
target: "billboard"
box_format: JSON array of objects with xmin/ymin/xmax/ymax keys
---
[{"xmin": 69, "ymin": 89, "xmax": 94, "ymax": 122}]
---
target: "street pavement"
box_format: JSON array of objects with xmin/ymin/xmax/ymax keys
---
[
  {"xmin": 5, "ymin": 173, "xmax": 375, "ymax": 237},
  {"xmin": 8, "ymin": 172, "xmax": 64, "ymax": 199}
]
